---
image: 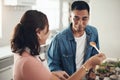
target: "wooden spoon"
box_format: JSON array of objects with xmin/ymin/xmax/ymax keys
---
[{"xmin": 90, "ymin": 42, "xmax": 101, "ymax": 53}]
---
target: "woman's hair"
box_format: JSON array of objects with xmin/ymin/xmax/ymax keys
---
[{"xmin": 11, "ymin": 10, "xmax": 49, "ymax": 56}]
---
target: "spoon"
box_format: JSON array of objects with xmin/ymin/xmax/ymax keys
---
[{"xmin": 90, "ymin": 42, "xmax": 101, "ymax": 53}]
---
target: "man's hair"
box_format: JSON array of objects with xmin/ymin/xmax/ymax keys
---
[{"xmin": 71, "ymin": 1, "xmax": 90, "ymax": 14}]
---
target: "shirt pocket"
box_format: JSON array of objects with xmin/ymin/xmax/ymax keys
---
[
  {"xmin": 62, "ymin": 54, "xmax": 73, "ymax": 58},
  {"xmin": 62, "ymin": 54, "xmax": 74, "ymax": 65}
]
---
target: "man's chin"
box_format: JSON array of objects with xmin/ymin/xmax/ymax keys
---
[{"xmin": 78, "ymin": 29, "xmax": 85, "ymax": 32}]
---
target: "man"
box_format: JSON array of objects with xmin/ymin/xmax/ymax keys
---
[{"xmin": 47, "ymin": 1, "xmax": 99, "ymax": 76}]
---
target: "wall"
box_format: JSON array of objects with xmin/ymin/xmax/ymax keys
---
[
  {"xmin": 0, "ymin": 0, "xmax": 31, "ymax": 46},
  {"xmin": 89, "ymin": 0, "xmax": 120, "ymax": 58}
]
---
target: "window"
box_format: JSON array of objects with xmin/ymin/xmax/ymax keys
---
[
  {"xmin": 62, "ymin": 1, "xmax": 70, "ymax": 29},
  {"xmin": 32, "ymin": 0, "xmax": 60, "ymax": 30},
  {"xmin": 0, "ymin": 1, "xmax": 2, "ymax": 38}
]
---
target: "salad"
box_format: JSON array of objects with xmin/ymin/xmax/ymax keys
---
[{"xmin": 95, "ymin": 59, "xmax": 120, "ymax": 80}]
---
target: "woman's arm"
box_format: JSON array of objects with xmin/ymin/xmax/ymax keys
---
[
  {"xmin": 67, "ymin": 53, "xmax": 106, "ymax": 80},
  {"xmin": 22, "ymin": 53, "xmax": 105, "ymax": 80},
  {"xmin": 67, "ymin": 59, "xmax": 92, "ymax": 80},
  {"xmin": 50, "ymin": 53, "xmax": 106, "ymax": 80}
]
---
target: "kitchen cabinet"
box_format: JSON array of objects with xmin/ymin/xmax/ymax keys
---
[
  {"xmin": 0, "ymin": 55, "xmax": 14, "ymax": 80},
  {"xmin": 0, "ymin": 66, "xmax": 13, "ymax": 80}
]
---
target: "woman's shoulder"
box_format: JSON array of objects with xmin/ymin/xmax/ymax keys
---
[
  {"xmin": 14, "ymin": 53, "xmax": 43, "ymax": 70},
  {"xmin": 21, "ymin": 55, "xmax": 52, "ymax": 80},
  {"xmin": 22, "ymin": 55, "xmax": 42, "ymax": 68}
]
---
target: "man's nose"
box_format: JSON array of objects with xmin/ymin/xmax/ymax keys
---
[{"xmin": 78, "ymin": 20, "xmax": 83, "ymax": 25}]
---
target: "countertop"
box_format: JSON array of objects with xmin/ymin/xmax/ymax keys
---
[{"xmin": 0, "ymin": 45, "xmax": 13, "ymax": 59}]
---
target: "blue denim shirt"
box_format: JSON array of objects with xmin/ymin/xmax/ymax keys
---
[{"xmin": 47, "ymin": 24, "xmax": 99, "ymax": 75}]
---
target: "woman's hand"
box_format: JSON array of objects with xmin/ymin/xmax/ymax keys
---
[
  {"xmin": 88, "ymin": 53, "xmax": 106, "ymax": 67},
  {"xmin": 52, "ymin": 71, "xmax": 70, "ymax": 80}
]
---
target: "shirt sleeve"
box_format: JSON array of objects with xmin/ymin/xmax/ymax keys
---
[{"xmin": 47, "ymin": 38, "xmax": 63, "ymax": 71}]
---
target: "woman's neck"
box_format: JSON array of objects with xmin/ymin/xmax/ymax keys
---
[{"xmin": 21, "ymin": 47, "xmax": 31, "ymax": 57}]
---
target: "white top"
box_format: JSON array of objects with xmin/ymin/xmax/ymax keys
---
[{"xmin": 75, "ymin": 32, "xmax": 87, "ymax": 70}]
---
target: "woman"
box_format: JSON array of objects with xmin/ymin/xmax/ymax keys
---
[{"xmin": 11, "ymin": 10, "xmax": 106, "ymax": 80}]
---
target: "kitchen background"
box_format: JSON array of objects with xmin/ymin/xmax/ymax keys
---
[{"xmin": 0, "ymin": 0, "xmax": 120, "ymax": 80}]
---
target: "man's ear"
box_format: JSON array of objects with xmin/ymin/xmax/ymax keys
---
[{"xmin": 69, "ymin": 15, "xmax": 72, "ymax": 22}]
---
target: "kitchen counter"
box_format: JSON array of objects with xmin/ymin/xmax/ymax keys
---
[
  {"xmin": 0, "ymin": 45, "xmax": 13, "ymax": 60},
  {"xmin": 0, "ymin": 46, "xmax": 14, "ymax": 80}
]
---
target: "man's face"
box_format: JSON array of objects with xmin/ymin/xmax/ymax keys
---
[{"xmin": 70, "ymin": 10, "xmax": 89, "ymax": 32}]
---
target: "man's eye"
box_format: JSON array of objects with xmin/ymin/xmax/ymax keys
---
[
  {"xmin": 74, "ymin": 17, "xmax": 79, "ymax": 20},
  {"xmin": 82, "ymin": 18, "xmax": 88, "ymax": 21}
]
